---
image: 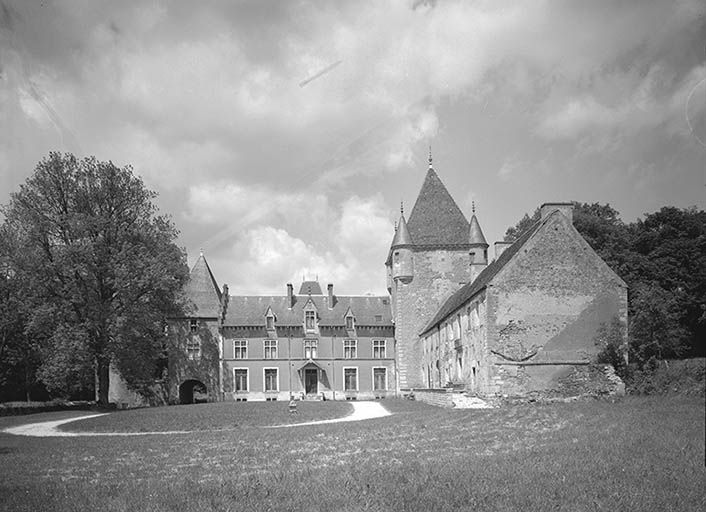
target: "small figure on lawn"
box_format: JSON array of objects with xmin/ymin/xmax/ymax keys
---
[{"xmin": 289, "ymin": 395, "xmax": 298, "ymax": 415}]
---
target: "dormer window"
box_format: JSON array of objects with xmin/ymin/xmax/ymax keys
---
[
  {"xmin": 266, "ymin": 314, "xmax": 274, "ymax": 330},
  {"xmin": 346, "ymin": 315, "xmax": 354, "ymax": 330},
  {"xmin": 305, "ymin": 310, "xmax": 316, "ymax": 331}
]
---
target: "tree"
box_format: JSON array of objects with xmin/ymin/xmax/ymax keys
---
[
  {"xmin": 2, "ymin": 153, "xmax": 190, "ymax": 406},
  {"xmin": 504, "ymin": 209, "xmax": 539, "ymax": 242},
  {"xmin": 0, "ymin": 225, "xmax": 43, "ymax": 402}
]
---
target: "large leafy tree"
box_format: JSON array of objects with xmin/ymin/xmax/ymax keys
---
[{"xmin": 2, "ymin": 153, "xmax": 189, "ymax": 405}]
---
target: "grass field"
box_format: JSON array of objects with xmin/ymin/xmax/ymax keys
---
[{"xmin": 0, "ymin": 396, "xmax": 704, "ymax": 511}]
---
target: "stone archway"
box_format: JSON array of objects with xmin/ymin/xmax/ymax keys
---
[{"xmin": 178, "ymin": 379, "xmax": 207, "ymax": 404}]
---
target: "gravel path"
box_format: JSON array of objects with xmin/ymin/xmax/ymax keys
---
[
  {"xmin": 268, "ymin": 400, "xmax": 391, "ymax": 428},
  {"xmin": 2, "ymin": 401, "xmax": 391, "ymax": 437}
]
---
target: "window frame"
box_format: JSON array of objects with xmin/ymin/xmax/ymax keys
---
[
  {"xmin": 343, "ymin": 366, "xmax": 358, "ymax": 392},
  {"xmin": 304, "ymin": 339, "xmax": 318, "ymax": 359},
  {"xmin": 263, "ymin": 339, "xmax": 278, "ymax": 359},
  {"xmin": 305, "ymin": 310, "xmax": 316, "ymax": 331},
  {"xmin": 373, "ymin": 340, "xmax": 386, "ymax": 359},
  {"xmin": 343, "ymin": 339, "xmax": 357, "ymax": 359},
  {"xmin": 233, "ymin": 368, "xmax": 248, "ymax": 392},
  {"xmin": 372, "ymin": 367, "xmax": 387, "ymax": 391},
  {"xmin": 234, "ymin": 340, "xmax": 247, "ymax": 359},
  {"xmin": 263, "ymin": 367, "xmax": 279, "ymax": 392},
  {"xmin": 186, "ymin": 338, "xmax": 201, "ymax": 360}
]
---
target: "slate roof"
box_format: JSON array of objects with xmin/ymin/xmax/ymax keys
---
[
  {"xmin": 298, "ymin": 281, "xmax": 323, "ymax": 295},
  {"xmin": 469, "ymin": 214, "xmax": 488, "ymax": 246},
  {"xmin": 184, "ymin": 254, "xmax": 222, "ymax": 318},
  {"xmin": 420, "ymin": 220, "xmax": 543, "ymax": 336},
  {"xmin": 224, "ymin": 294, "xmax": 393, "ymax": 327},
  {"xmin": 406, "ymin": 168, "xmax": 470, "ymax": 247},
  {"xmin": 391, "ymin": 213, "xmax": 413, "ymax": 248}
]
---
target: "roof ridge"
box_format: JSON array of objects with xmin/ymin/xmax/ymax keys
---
[{"xmin": 419, "ymin": 219, "xmax": 544, "ymax": 336}]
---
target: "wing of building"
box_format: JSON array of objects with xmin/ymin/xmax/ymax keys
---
[{"xmin": 109, "ymin": 153, "xmax": 628, "ymax": 406}]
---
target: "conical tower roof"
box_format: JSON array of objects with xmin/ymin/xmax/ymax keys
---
[
  {"xmin": 469, "ymin": 214, "xmax": 488, "ymax": 246},
  {"xmin": 184, "ymin": 252, "xmax": 222, "ymax": 317},
  {"xmin": 391, "ymin": 212, "xmax": 413, "ymax": 247},
  {"xmin": 407, "ymin": 167, "xmax": 470, "ymax": 247}
]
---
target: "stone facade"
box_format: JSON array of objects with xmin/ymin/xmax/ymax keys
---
[{"xmin": 418, "ymin": 204, "xmax": 628, "ymax": 399}]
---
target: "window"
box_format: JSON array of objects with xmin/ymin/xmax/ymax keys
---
[
  {"xmin": 264, "ymin": 339, "xmax": 277, "ymax": 359},
  {"xmin": 189, "ymin": 319, "xmax": 198, "ymax": 333},
  {"xmin": 266, "ymin": 315, "xmax": 274, "ymax": 330},
  {"xmin": 394, "ymin": 251, "xmax": 399, "ymax": 263},
  {"xmin": 186, "ymin": 339, "xmax": 201, "ymax": 360},
  {"xmin": 345, "ymin": 315, "xmax": 354, "ymax": 329},
  {"xmin": 234, "ymin": 369, "xmax": 248, "ymax": 392},
  {"xmin": 264, "ymin": 368, "xmax": 278, "ymax": 392},
  {"xmin": 305, "ymin": 310, "xmax": 316, "ymax": 331},
  {"xmin": 344, "ymin": 368, "xmax": 358, "ymax": 391},
  {"xmin": 234, "ymin": 340, "xmax": 247, "ymax": 359},
  {"xmin": 265, "ymin": 340, "xmax": 277, "ymax": 359},
  {"xmin": 374, "ymin": 315, "xmax": 383, "ymax": 322},
  {"xmin": 344, "ymin": 339, "xmax": 357, "ymax": 359},
  {"xmin": 373, "ymin": 340, "xmax": 386, "ymax": 359},
  {"xmin": 373, "ymin": 368, "xmax": 387, "ymax": 390},
  {"xmin": 304, "ymin": 339, "xmax": 318, "ymax": 359}
]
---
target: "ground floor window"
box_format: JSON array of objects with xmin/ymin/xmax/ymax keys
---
[
  {"xmin": 264, "ymin": 368, "xmax": 278, "ymax": 392},
  {"xmin": 373, "ymin": 367, "xmax": 387, "ymax": 390},
  {"xmin": 344, "ymin": 367, "xmax": 358, "ymax": 391},
  {"xmin": 234, "ymin": 368, "xmax": 248, "ymax": 392}
]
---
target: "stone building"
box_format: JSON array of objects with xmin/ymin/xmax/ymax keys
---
[
  {"xmin": 387, "ymin": 154, "xmax": 627, "ymax": 399},
  {"xmin": 112, "ymin": 152, "xmax": 627, "ymax": 405}
]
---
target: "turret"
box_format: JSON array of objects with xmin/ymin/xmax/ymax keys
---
[
  {"xmin": 468, "ymin": 202, "xmax": 488, "ymax": 283},
  {"xmin": 391, "ymin": 203, "xmax": 414, "ymax": 284}
]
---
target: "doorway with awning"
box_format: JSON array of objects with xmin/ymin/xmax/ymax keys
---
[{"xmin": 297, "ymin": 360, "xmax": 330, "ymax": 396}]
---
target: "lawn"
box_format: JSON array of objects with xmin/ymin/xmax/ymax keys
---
[
  {"xmin": 57, "ymin": 400, "xmax": 354, "ymax": 433},
  {"xmin": 0, "ymin": 396, "xmax": 704, "ymax": 511}
]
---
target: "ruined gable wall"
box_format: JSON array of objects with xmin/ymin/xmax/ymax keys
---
[
  {"xmin": 395, "ymin": 248, "xmax": 471, "ymax": 388},
  {"xmin": 485, "ymin": 214, "xmax": 627, "ymax": 396}
]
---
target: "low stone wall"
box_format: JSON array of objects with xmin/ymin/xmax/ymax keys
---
[{"xmin": 403, "ymin": 388, "xmax": 455, "ymax": 408}]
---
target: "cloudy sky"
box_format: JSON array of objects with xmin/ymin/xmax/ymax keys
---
[{"xmin": 1, "ymin": 0, "xmax": 704, "ymax": 295}]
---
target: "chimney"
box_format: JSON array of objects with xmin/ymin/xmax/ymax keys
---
[
  {"xmin": 494, "ymin": 241, "xmax": 513, "ymax": 260},
  {"xmin": 327, "ymin": 284, "xmax": 335, "ymax": 309},
  {"xmin": 287, "ymin": 283, "xmax": 294, "ymax": 309},
  {"xmin": 540, "ymin": 202, "xmax": 573, "ymax": 223}
]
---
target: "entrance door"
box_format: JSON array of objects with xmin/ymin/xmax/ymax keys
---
[{"xmin": 305, "ymin": 369, "xmax": 318, "ymax": 394}]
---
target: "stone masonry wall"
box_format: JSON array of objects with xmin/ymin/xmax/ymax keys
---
[
  {"xmin": 484, "ymin": 212, "xmax": 627, "ymax": 396},
  {"xmin": 394, "ymin": 248, "xmax": 471, "ymax": 388}
]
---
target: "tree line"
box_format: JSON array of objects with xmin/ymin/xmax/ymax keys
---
[{"xmin": 505, "ymin": 202, "xmax": 706, "ymax": 370}]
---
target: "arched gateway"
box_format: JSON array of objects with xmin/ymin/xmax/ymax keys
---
[{"xmin": 178, "ymin": 380, "xmax": 207, "ymax": 404}]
